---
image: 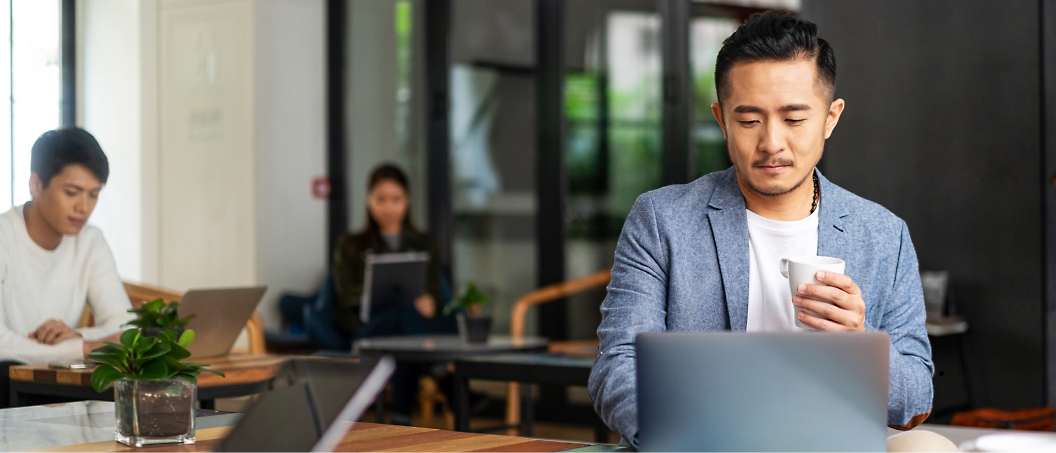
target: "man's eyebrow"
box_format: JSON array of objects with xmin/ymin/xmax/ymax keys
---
[
  {"xmin": 63, "ymin": 183, "xmax": 86, "ymax": 191},
  {"xmin": 732, "ymin": 104, "xmax": 812, "ymax": 114},
  {"xmin": 732, "ymin": 105, "xmax": 763, "ymax": 114}
]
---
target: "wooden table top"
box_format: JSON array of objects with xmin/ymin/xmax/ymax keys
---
[
  {"xmin": 34, "ymin": 422, "xmax": 596, "ymax": 452},
  {"xmin": 9, "ymin": 354, "xmax": 291, "ymax": 388}
]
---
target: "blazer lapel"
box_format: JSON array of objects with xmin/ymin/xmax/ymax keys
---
[
  {"xmin": 815, "ymin": 171, "xmax": 853, "ymax": 265},
  {"xmin": 706, "ymin": 170, "xmax": 750, "ymax": 331}
]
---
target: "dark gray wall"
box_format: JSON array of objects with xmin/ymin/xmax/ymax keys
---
[{"xmin": 801, "ymin": 0, "xmax": 1044, "ymax": 410}]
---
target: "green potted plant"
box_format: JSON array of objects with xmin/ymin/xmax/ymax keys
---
[
  {"xmin": 443, "ymin": 282, "xmax": 492, "ymax": 343},
  {"xmin": 88, "ymin": 328, "xmax": 223, "ymax": 447},
  {"xmin": 125, "ymin": 298, "xmax": 195, "ymax": 337}
]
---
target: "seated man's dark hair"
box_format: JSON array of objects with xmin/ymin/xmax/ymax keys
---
[
  {"xmin": 715, "ymin": 11, "xmax": 836, "ymax": 104},
  {"xmin": 30, "ymin": 127, "xmax": 109, "ymax": 187}
]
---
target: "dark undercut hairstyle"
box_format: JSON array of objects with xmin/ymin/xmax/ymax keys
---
[
  {"xmin": 30, "ymin": 127, "xmax": 109, "ymax": 187},
  {"xmin": 714, "ymin": 11, "xmax": 836, "ymax": 104}
]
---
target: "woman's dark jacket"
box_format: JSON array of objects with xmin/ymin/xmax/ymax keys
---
[{"xmin": 331, "ymin": 228, "xmax": 443, "ymax": 335}]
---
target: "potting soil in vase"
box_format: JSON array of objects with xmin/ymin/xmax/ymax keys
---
[{"xmin": 114, "ymin": 378, "xmax": 196, "ymax": 447}]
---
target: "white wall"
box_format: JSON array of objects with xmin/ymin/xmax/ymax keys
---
[
  {"xmin": 253, "ymin": 0, "xmax": 327, "ymax": 328},
  {"xmin": 78, "ymin": 0, "xmax": 143, "ymax": 282},
  {"xmin": 158, "ymin": 0, "xmax": 257, "ymax": 290},
  {"xmin": 79, "ymin": 0, "xmax": 328, "ymax": 330}
]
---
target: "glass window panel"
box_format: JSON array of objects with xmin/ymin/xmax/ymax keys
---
[
  {"xmin": 450, "ymin": 0, "xmax": 536, "ymax": 337},
  {"xmin": 0, "ymin": 0, "xmax": 11, "ymax": 207},
  {"xmin": 563, "ymin": 3, "xmax": 662, "ymax": 341},
  {"xmin": 690, "ymin": 17, "xmax": 739, "ymax": 179},
  {"xmin": 11, "ymin": 0, "xmax": 62, "ymax": 206},
  {"xmin": 605, "ymin": 12, "xmax": 662, "ymax": 217},
  {"xmin": 345, "ymin": 0, "xmax": 427, "ymax": 232}
]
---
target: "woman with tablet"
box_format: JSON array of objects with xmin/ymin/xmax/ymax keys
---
[
  {"xmin": 332, "ymin": 163, "xmax": 452, "ymax": 425},
  {"xmin": 332, "ymin": 164, "xmax": 443, "ymax": 338}
]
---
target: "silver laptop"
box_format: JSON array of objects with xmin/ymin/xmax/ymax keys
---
[
  {"xmin": 636, "ymin": 331, "xmax": 889, "ymax": 452},
  {"xmin": 217, "ymin": 356, "xmax": 396, "ymax": 452},
  {"xmin": 180, "ymin": 286, "xmax": 267, "ymax": 358}
]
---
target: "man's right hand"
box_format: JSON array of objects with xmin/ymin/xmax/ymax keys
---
[{"xmin": 29, "ymin": 319, "xmax": 81, "ymax": 345}]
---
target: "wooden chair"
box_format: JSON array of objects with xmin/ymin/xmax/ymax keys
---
[
  {"xmin": 505, "ymin": 269, "xmax": 612, "ymax": 432},
  {"xmin": 79, "ymin": 282, "xmax": 266, "ymax": 355},
  {"xmin": 419, "ymin": 373, "xmax": 455, "ymax": 429}
]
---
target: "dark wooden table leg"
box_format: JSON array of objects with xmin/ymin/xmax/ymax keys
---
[
  {"xmin": 374, "ymin": 394, "xmax": 385, "ymax": 424},
  {"xmin": 9, "ymin": 387, "xmax": 21, "ymax": 408},
  {"xmin": 959, "ymin": 332, "xmax": 975, "ymax": 408},
  {"xmin": 594, "ymin": 418, "xmax": 609, "ymax": 443},
  {"xmin": 519, "ymin": 382, "xmax": 532, "ymax": 437},
  {"xmin": 454, "ymin": 373, "xmax": 470, "ymax": 432}
]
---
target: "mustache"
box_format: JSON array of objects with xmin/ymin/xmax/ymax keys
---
[{"xmin": 752, "ymin": 157, "xmax": 795, "ymax": 167}]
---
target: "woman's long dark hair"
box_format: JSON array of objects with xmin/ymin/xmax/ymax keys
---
[{"xmin": 361, "ymin": 164, "xmax": 417, "ymax": 243}]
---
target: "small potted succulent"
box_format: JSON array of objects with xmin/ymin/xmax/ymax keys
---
[
  {"xmin": 444, "ymin": 282, "xmax": 492, "ymax": 343},
  {"xmin": 88, "ymin": 328, "xmax": 223, "ymax": 447},
  {"xmin": 125, "ymin": 298, "xmax": 195, "ymax": 338}
]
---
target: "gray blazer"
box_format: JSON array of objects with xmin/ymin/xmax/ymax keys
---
[{"xmin": 588, "ymin": 167, "xmax": 934, "ymax": 446}]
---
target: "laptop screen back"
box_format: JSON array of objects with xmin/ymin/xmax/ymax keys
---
[
  {"xmin": 181, "ymin": 286, "xmax": 267, "ymax": 358},
  {"xmin": 636, "ymin": 331, "xmax": 889, "ymax": 452},
  {"xmin": 217, "ymin": 357, "xmax": 394, "ymax": 452}
]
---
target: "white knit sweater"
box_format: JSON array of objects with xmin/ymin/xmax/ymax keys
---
[{"xmin": 0, "ymin": 204, "xmax": 133, "ymax": 364}]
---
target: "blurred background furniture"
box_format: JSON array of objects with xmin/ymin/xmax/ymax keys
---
[
  {"xmin": 353, "ymin": 335, "xmax": 547, "ymax": 423},
  {"xmin": 950, "ymin": 407, "xmax": 1055, "ymax": 431},
  {"xmin": 8, "ymin": 354, "xmax": 289, "ymax": 408},
  {"xmin": 921, "ymin": 271, "xmax": 974, "ymax": 419},
  {"xmin": 78, "ymin": 282, "xmax": 266, "ymax": 355},
  {"xmin": 453, "ymin": 354, "xmax": 607, "ymax": 441},
  {"xmin": 505, "ymin": 269, "xmax": 610, "ymax": 433}
]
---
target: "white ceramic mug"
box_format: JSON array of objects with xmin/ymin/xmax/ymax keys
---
[{"xmin": 779, "ymin": 255, "xmax": 846, "ymax": 330}]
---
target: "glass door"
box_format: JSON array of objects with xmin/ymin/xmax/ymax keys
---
[{"xmin": 563, "ymin": 0, "xmax": 663, "ymax": 341}]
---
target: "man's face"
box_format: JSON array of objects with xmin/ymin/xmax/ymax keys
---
[
  {"xmin": 29, "ymin": 164, "xmax": 102, "ymax": 235},
  {"xmin": 711, "ymin": 59, "xmax": 844, "ymax": 198}
]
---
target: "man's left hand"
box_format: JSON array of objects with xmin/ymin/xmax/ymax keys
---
[
  {"xmin": 792, "ymin": 271, "xmax": 866, "ymax": 331},
  {"xmin": 29, "ymin": 319, "xmax": 83, "ymax": 345}
]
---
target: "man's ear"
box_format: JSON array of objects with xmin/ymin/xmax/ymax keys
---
[
  {"xmin": 29, "ymin": 173, "xmax": 43, "ymax": 200},
  {"xmin": 824, "ymin": 98, "xmax": 846, "ymax": 140},
  {"xmin": 711, "ymin": 102, "xmax": 728, "ymax": 140}
]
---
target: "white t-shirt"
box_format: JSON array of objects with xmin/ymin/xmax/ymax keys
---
[
  {"xmin": 0, "ymin": 204, "xmax": 134, "ymax": 364},
  {"xmin": 745, "ymin": 208, "xmax": 819, "ymax": 331}
]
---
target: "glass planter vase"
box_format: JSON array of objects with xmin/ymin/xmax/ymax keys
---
[{"xmin": 114, "ymin": 378, "xmax": 196, "ymax": 447}]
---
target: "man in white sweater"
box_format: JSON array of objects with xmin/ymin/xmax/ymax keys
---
[{"xmin": 0, "ymin": 128, "xmax": 133, "ymax": 370}]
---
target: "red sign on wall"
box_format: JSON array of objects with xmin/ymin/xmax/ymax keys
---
[{"xmin": 312, "ymin": 176, "xmax": 331, "ymax": 199}]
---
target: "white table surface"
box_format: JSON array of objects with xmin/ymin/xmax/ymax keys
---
[{"xmin": 889, "ymin": 423, "xmax": 1056, "ymax": 449}]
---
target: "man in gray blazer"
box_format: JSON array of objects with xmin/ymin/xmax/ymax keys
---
[{"xmin": 588, "ymin": 11, "xmax": 933, "ymax": 447}]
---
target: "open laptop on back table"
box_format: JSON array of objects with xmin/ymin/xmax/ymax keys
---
[
  {"xmin": 636, "ymin": 331, "xmax": 890, "ymax": 452},
  {"xmin": 178, "ymin": 286, "xmax": 267, "ymax": 358}
]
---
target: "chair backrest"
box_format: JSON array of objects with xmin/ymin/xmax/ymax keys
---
[
  {"xmin": 509, "ymin": 269, "xmax": 611, "ymax": 339},
  {"xmin": 504, "ymin": 269, "xmax": 612, "ymax": 431},
  {"xmin": 79, "ymin": 282, "xmax": 266, "ymax": 355},
  {"xmin": 124, "ymin": 282, "xmax": 183, "ymax": 306}
]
